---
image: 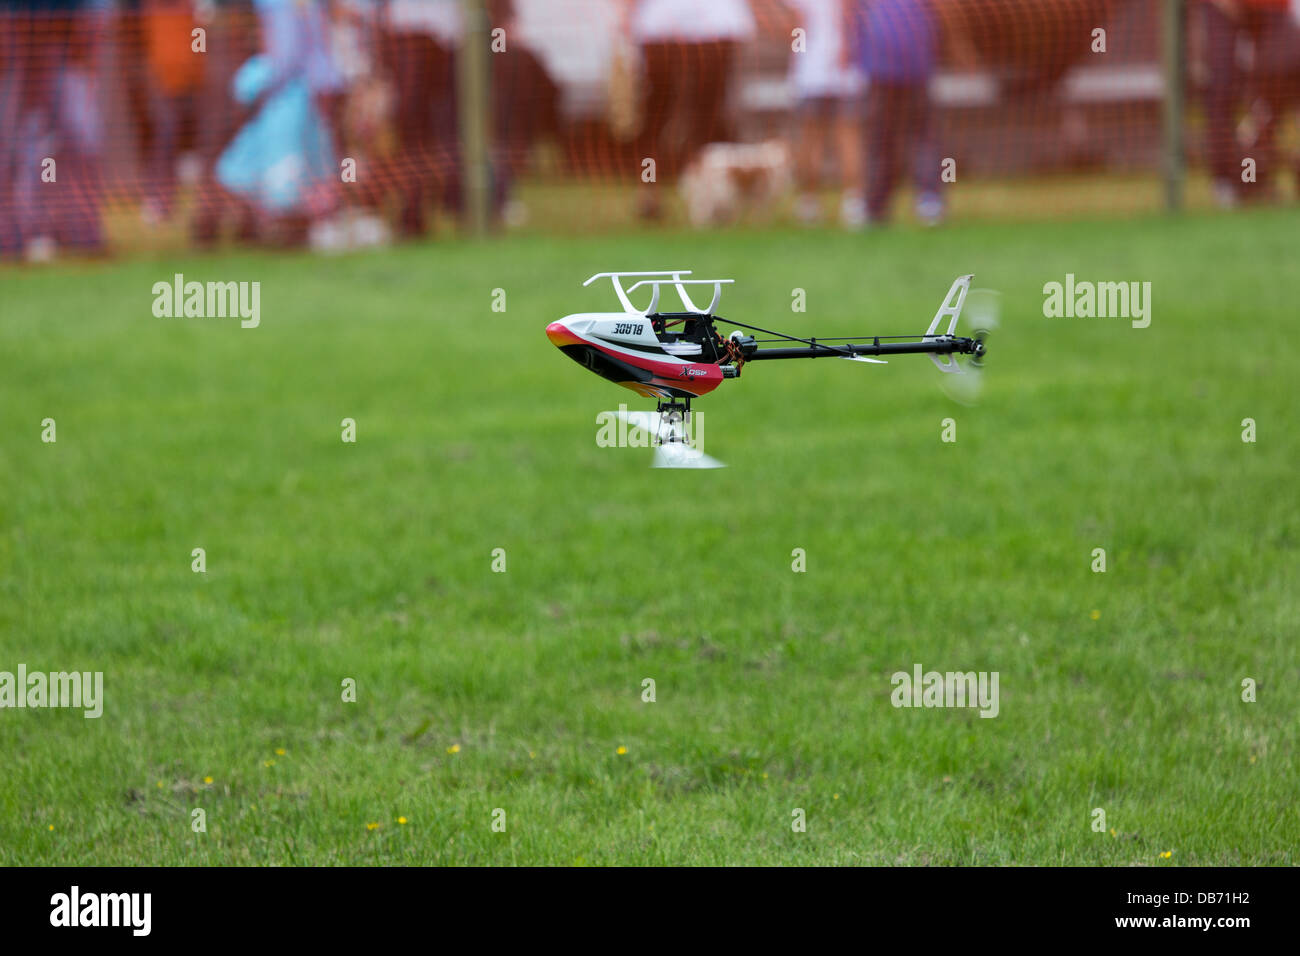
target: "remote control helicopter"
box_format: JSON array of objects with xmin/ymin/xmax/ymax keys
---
[{"xmin": 546, "ymin": 271, "xmax": 996, "ymax": 468}]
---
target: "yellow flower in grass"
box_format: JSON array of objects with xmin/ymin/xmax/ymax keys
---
[
  {"xmin": 1090, "ymin": 610, "xmax": 1101, "ymax": 621},
  {"xmin": 1160, "ymin": 850, "xmax": 1173, "ymax": 859},
  {"xmin": 203, "ymin": 776, "xmax": 213, "ymax": 785},
  {"xmin": 366, "ymin": 822, "xmax": 381, "ymax": 831},
  {"xmin": 446, "ymin": 744, "xmax": 461, "ymax": 755},
  {"xmin": 263, "ymin": 760, "xmax": 276, "ymax": 768},
  {"xmin": 616, "ymin": 746, "xmax": 627, "ymax": 756},
  {"xmin": 48, "ymin": 824, "xmax": 54, "ymax": 831},
  {"xmin": 275, "ymin": 748, "xmax": 286, "ymax": 756},
  {"xmin": 397, "ymin": 817, "xmax": 408, "ymax": 825}
]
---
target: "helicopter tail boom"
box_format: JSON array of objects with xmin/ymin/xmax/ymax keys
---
[{"xmin": 741, "ymin": 274, "xmax": 982, "ymax": 366}]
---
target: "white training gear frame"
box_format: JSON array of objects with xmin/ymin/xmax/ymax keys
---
[{"xmin": 584, "ymin": 270, "xmax": 734, "ymax": 316}]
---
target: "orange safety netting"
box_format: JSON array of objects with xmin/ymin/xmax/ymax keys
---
[{"xmin": 0, "ymin": 1, "xmax": 1295, "ymax": 257}]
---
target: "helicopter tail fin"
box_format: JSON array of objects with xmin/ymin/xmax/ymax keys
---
[{"xmin": 924, "ymin": 275, "xmax": 972, "ymax": 374}]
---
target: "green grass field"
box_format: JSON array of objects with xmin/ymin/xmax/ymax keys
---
[{"xmin": 1, "ymin": 208, "xmax": 1296, "ymax": 865}]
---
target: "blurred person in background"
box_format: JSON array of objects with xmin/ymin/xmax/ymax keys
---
[
  {"xmin": 141, "ymin": 0, "xmax": 203, "ymax": 224},
  {"xmin": 191, "ymin": 0, "xmax": 260, "ymax": 246},
  {"xmin": 853, "ymin": 0, "xmax": 942, "ymax": 225},
  {"xmin": 1250, "ymin": 0, "xmax": 1300, "ymax": 196},
  {"xmin": 488, "ymin": 0, "xmax": 560, "ymax": 228},
  {"xmin": 787, "ymin": 0, "xmax": 865, "ymax": 228},
  {"xmin": 380, "ymin": 0, "xmax": 463, "ymax": 237},
  {"xmin": 625, "ymin": 0, "xmax": 755, "ymax": 220},
  {"xmin": 1201, "ymin": 0, "xmax": 1295, "ymax": 206},
  {"xmin": 315, "ymin": 0, "xmax": 398, "ymax": 247},
  {"xmin": 214, "ymin": 0, "xmax": 345, "ymax": 246},
  {"xmin": 0, "ymin": 0, "xmax": 109, "ymax": 259}
]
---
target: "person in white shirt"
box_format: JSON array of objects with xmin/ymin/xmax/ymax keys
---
[{"xmin": 787, "ymin": 0, "xmax": 865, "ymax": 227}]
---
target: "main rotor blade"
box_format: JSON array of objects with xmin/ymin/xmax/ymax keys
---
[
  {"xmin": 653, "ymin": 443, "xmax": 725, "ymax": 469},
  {"xmin": 616, "ymin": 409, "xmax": 662, "ymax": 436},
  {"xmin": 615, "ymin": 409, "xmax": 721, "ymax": 467}
]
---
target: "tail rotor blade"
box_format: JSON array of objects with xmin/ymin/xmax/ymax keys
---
[
  {"xmin": 965, "ymin": 288, "xmax": 1001, "ymax": 339},
  {"xmin": 939, "ymin": 287, "xmax": 998, "ymax": 406}
]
